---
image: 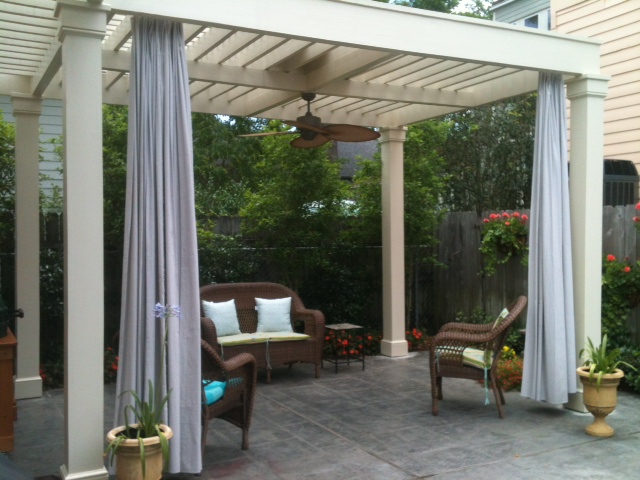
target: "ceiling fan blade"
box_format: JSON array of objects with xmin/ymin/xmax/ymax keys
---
[
  {"xmin": 284, "ymin": 120, "xmax": 329, "ymax": 135},
  {"xmin": 323, "ymin": 124, "xmax": 380, "ymax": 142},
  {"xmin": 238, "ymin": 131, "xmax": 294, "ymax": 137},
  {"xmin": 290, "ymin": 134, "xmax": 331, "ymax": 149}
]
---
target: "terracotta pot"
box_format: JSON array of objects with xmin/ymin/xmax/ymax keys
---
[
  {"xmin": 577, "ymin": 366, "xmax": 624, "ymax": 437},
  {"xmin": 106, "ymin": 424, "xmax": 173, "ymax": 480}
]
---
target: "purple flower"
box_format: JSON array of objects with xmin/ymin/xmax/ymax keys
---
[{"xmin": 154, "ymin": 303, "xmax": 182, "ymax": 320}]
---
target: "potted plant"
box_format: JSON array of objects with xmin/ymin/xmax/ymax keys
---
[
  {"xmin": 479, "ymin": 211, "xmax": 528, "ymax": 276},
  {"xmin": 577, "ymin": 334, "xmax": 636, "ymax": 437},
  {"xmin": 106, "ymin": 304, "xmax": 179, "ymax": 479}
]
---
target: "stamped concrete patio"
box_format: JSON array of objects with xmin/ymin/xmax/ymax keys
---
[{"xmin": 5, "ymin": 351, "xmax": 640, "ymax": 479}]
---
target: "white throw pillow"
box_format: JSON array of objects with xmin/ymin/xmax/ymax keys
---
[
  {"xmin": 202, "ymin": 299, "xmax": 241, "ymax": 337},
  {"xmin": 255, "ymin": 297, "xmax": 293, "ymax": 333}
]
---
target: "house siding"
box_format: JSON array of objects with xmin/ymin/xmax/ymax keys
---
[
  {"xmin": 0, "ymin": 95, "xmax": 63, "ymax": 195},
  {"xmin": 553, "ymin": 0, "xmax": 640, "ymax": 165},
  {"xmin": 492, "ymin": 0, "xmax": 550, "ymax": 24}
]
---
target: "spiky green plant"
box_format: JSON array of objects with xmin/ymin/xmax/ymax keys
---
[
  {"xmin": 105, "ymin": 380, "xmax": 171, "ymax": 478},
  {"xmin": 579, "ymin": 334, "xmax": 637, "ymax": 391}
]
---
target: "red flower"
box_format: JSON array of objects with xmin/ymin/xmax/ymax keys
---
[
  {"xmin": 489, "ymin": 213, "xmax": 498, "ymax": 220},
  {"xmin": 521, "ymin": 214, "xmax": 528, "ymax": 221},
  {"xmin": 636, "ymin": 202, "xmax": 640, "ymax": 210},
  {"xmin": 624, "ymin": 266, "xmax": 631, "ymax": 273},
  {"xmin": 502, "ymin": 212, "xmax": 510, "ymax": 218},
  {"xmin": 483, "ymin": 218, "xmax": 490, "ymax": 223},
  {"xmin": 505, "ymin": 221, "xmax": 511, "ymax": 226},
  {"xmin": 634, "ymin": 216, "xmax": 640, "ymax": 223},
  {"xmin": 512, "ymin": 212, "xmax": 520, "ymax": 218},
  {"xmin": 607, "ymin": 254, "xmax": 616, "ymax": 262}
]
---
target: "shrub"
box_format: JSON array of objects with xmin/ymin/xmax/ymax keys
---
[
  {"xmin": 496, "ymin": 354, "xmax": 523, "ymax": 391},
  {"xmin": 323, "ymin": 329, "xmax": 381, "ymax": 357},
  {"xmin": 406, "ymin": 327, "xmax": 428, "ymax": 351},
  {"xmin": 601, "ymin": 254, "xmax": 638, "ymax": 347}
]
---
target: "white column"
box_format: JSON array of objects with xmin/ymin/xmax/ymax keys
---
[
  {"xmin": 56, "ymin": 1, "xmax": 109, "ymax": 479},
  {"xmin": 565, "ymin": 74, "xmax": 609, "ymax": 412},
  {"xmin": 379, "ymin": 127, "xmax": 409, "ymax": 357},
  {"xmin": 11, "ymin": 95, "xmax": 43, "ymax": 400}
]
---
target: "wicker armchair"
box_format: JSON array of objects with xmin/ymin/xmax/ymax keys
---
[
  {"xmin": 201, "ymin": 339, "xmax": 257, "ymax": 453},
  {"xmin": 200, "ymin": 282, "xmax": 325, "ymax": 382},
  {"xmin": 428, "ymin": 296, "xmax": 527, "ymax": 418}
]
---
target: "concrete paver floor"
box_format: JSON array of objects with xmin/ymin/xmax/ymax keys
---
[{"xmin": 5, "ymin": 351, "xmax": 640, "ymax": 479}]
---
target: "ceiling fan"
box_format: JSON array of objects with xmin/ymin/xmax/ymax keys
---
[{"xmin": 239, "ymin": 93, "xmax": 380, "ymax": 148}]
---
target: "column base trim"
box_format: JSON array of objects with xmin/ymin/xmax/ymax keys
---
[
  {"xmin": 15, "ymin": 376, "xmax": 42, "ymax": 399},
  {"xmin": 380, "ymin": 339, "xmax": 409, "ymax": 357},
  {"xmin": 60, "ymin": 465, "xmax": 109, "ymax": 480}
]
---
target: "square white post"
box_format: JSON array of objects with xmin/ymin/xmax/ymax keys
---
[
  {"xmin": 56, "ymin": 1, "xmax": 109, "ymax": 478},
  {"xmin": 565, "ymin": 74, "xmax": 609, "ymax": 412},
  {"xmin": 12, "ymin": 95, "xmax": 43, "ymax": 399},
  {"xmin": 380, "ymin": 127, "xmax": 409, "ymax": 357}
]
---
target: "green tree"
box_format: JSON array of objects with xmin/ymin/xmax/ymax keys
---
[
  {"xmin": 103, "ymin": 105, "xmax": 129, "ymax": 250},
  {"xmin": 239, "ymin": 124, "xmax": 359, "ymax": 318},
  {"xmin": 441, "ymin": 94, "xmax": 536, "ymax": 215},
  {"xmin": 0, "ymin": 111, "xmax": 15, "ymax": 248},
  {"xmin": 348, "ymin": 120, "xmax": 449, "ymax": 327},
  {"xmin": 192, "ymin": 114, "xmax": 264, "ymax": 218},
  {"xmin": 241, "ymin": 123, "xmax": 349, "ymax": 252}
]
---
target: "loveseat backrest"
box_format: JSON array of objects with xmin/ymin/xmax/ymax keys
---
[{"xmin": 200, "ymin": 282, "xmax": 304, "ymax": 334}]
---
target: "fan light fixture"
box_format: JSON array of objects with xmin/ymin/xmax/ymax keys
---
[{"xmin": 239, "ymin": 93, "xmax": 380, "ymax": 148}]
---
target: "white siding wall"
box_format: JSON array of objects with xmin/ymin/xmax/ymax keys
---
[
  {"xmin": 492, "ymin": 0, "xmax": 551, "ymax": 27},
  {"xmin": 0, "ymin": 95, "xmax": 63, "ymax": 195},
  {"xmin": 553, "ymin": 0, "xmax": 640, "ymax": 165}
]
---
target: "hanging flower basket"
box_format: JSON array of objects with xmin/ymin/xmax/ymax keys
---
[{"xmin": 480, "ymin": 212, "xmax": 529, "ymax": 276}]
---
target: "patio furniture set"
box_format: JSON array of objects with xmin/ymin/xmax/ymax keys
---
[{"xmin": 199, "ymin": 281, "xmax": 527, "ymax": 453}]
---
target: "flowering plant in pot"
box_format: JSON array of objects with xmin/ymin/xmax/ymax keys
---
[
  {"xmin": 577, "ymin": 334, "xmax": 636, "ymax": 437},
  {"xmin": 106, "ymin": 304, "xmax": 180, "ymax": 479},
  {"xmin": 479, "ymin": 211, "xmax": 529, "ymax": 276}
]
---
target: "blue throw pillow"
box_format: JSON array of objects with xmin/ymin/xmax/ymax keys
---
[
  {"xmin": 202, "ymin": 299, "xmax": 241, "ymax": 337},
  {"xmin": 203, "ymin": 381, "xmax": 227, "ymax": 405}
]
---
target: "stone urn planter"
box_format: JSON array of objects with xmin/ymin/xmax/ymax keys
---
[
  {"xmin": 577, "ymin": 366, "xmax": 624, "ymax": 437},
  {"xmin": 106, "ymin": 424, "xmax": 173, "ymax": 480}
]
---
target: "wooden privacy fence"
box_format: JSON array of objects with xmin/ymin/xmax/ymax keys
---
[
  {"xmin": 425, "ymin": 205, "xmax": 640, "ymax": 342},
  {"xmin": 2, "ymin": 206, "xmax": 640, "ymax": 342},
  {"xmin": 423, "ymin": 210, "xmax": 529, "ymax": 332}
]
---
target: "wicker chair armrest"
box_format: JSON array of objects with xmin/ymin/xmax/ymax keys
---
[
  {"xmin": 222, "ymin": 352, "xmax": 257, "ymax": 373},
  {"xmin": 201, "ymin": 317, "xmax": 219, "ymax": 347},
  {"xmin": 430, "ymin": 329, "xmax": 495, "ymax": 348},
  {"xmin": 295, "ymin": 308, "xmax": 325, "ymax": 339},
  {"xmin": 201, "ymin": 340, "xmax": 256, "ymax": 380},
  {"xmin": 439, "ymin": 322, "xmax": 493, "ymax": 334}
]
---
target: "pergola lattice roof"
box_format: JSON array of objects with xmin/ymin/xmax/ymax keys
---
[{"xmin": 0, "ymin": 0, "xmax": 602, "ymax": 128}]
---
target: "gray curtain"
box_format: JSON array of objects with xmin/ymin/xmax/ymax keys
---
[
  {"xmin": 521, "ymin": 72, "xmax": 577, "ymax": 404},
  {"xmin": 114, "ymin": 17, "xmax": 202, "ymax": 473}
]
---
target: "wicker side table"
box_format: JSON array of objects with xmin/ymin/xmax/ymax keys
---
[{"xmin": 323, "ymin": 323, "xmax": 365, "ymax": 373}]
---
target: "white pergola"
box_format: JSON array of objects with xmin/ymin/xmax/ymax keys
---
[{"xmin": 0, "ymin": 0, "xmax": 608, "ymax": 478}]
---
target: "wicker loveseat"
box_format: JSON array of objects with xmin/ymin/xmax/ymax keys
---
[{"xmin": 200, "ymin": 282, "xmax": 325, "ymax": 383}]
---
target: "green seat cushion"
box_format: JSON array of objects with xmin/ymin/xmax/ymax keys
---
[
  {"xmin": 218, "ymin": 331, "xmax": 310, "ymax": 347},
  {"xmin": 462, "ymin": 347, "xmax": 493, "ymax": 369}
]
